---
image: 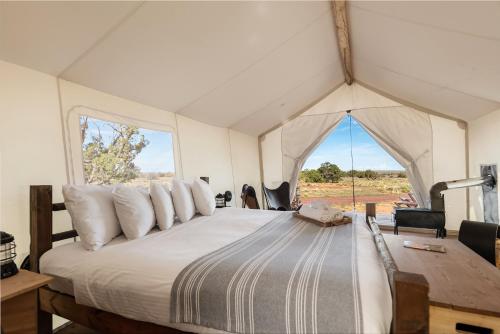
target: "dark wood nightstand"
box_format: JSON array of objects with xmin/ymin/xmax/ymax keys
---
[{"xmin": 1, "ymin": 269, "xmax": 53, "ymax": 334}]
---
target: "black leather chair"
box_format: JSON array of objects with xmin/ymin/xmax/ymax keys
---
[
  {"xmin": 262, "ymin": 182, "xmax": 292, "ymax": 211},
  {"xmin": 458, "ymin": 220, "xmax": 498, "ymax": 265},
  {"xmin": 241, "ymin": 184, "xmax": 260, "ymax": 209}
]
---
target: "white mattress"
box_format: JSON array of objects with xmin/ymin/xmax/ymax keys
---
[{"xmin": 40, "ymin": 208, "xmax": 391, "ymax": 333}]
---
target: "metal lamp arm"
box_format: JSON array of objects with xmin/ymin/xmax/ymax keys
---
[{"xmin": 430, "ymin": 175, "xmax": 496, "ymax": 211}]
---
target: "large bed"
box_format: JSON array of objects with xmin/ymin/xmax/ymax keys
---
[{"xmin": 30, "ymin": 185, "xmax": 429, "ymax": 334}]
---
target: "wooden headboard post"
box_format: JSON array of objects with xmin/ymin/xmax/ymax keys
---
[
  {"xmin": 29, "ymin": 185, "xmax": 54, "ymax": 334},
  {"xmin": 393, "ymin": 271, "xmax": 429, "ymax": 333},
  {"xmin": 30, "ymin": 185, "xmax": 53, "ymax": 273},
  {"xmin": 30, "ymin": 185, "xmax": 74, "ymax": 273}
]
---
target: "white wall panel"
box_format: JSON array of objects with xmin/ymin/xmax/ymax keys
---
[
  {"xmin": 430, "ymin": 116, "xmax": 467, "ymax": 231},
  {"xmin": 261, "ymin": 127, "xmax": 283, "ymax": 189},
  {"xmin": 229, "ymin": 130, "xmax": 262, "ymax": 208},
  {"xmin": 468, "ymin": 109, "xmax": 500, "ymax": 222},
  {"xmin": 176, "ymin": 116, "xmax": 235, "ymax": 205},
  {"xmin": 0, "ymin": 61, "xmax": 69, "ymax": 265}
]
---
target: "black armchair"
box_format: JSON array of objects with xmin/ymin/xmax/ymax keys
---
[
  {"xmin": 458, "ymin": 220, "xmax": 498, "ymax": 266},
  {"xmin": 241, "ymin": 184, "xmax": 260, "ymax": 209},
  {"xmin": 262, "ymin": 182, "xmax": 292, "ymax": 211}
]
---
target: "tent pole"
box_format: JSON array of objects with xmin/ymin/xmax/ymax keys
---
[
  {"xmin": 331, "ymin": 0, "xmax": 353, "ymax": 85},
  {"xmin": 347, "ymin": 111, "xmax": 356, "ymax": 210},
  {"xmin": 258, "ymin": 136, "xmax": 266, "ymax": 209},
  {"xmin": 465, "ymin": 123, "xmax": 470, "ymax": 220}
]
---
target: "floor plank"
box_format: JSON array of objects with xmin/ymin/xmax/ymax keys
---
[{"xmin": 55, "ymin": 322, "xmax": 99, "ymax": 334}]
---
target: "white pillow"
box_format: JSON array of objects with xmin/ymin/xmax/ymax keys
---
[
  {"xmin": 150, "ymin": 183, "xmax": 175, "ymax": 230},
  {"xmin": 62, "ymin": 184, "xmax": 121, "ymax": 251},
  {"xmin": 171, "ymin": 179, "xmax": 196, "ymax": 223},
  {"xmin": 191, "ymin": 179, "xmax": 216, "ymax": 216},
  {"xmin": 112, "ymin": 186, "xmax": 156, "ymax": 239}
]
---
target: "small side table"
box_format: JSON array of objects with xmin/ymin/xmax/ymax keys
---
[{"xmin": 1, "ymin": 269, "xmax": 53, "ymax": 334}]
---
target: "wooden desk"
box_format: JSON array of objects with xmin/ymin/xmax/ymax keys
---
[
  {"xmin": 384, "ymin": 234, "xmax": 500, "ymax": 333},
  {"xmin": 1, "ymin": 270, "xmax": 53, "ymax": 334}
]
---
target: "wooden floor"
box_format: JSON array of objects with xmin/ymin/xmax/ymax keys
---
[{"xmin": 55, "ymin": 322, "xmax": 99, "ymax": 334}]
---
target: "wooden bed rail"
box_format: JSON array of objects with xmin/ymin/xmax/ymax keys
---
[
  {"xmin": 39, "ymin": 287, "xmax": 185, "ymax": 334},
  {"xmin": 367, "ymin": 215, "xmax": 430, "ymax": 333},
  {"xmin": 30, "ymin": 185, "xmax": 53, "ymax": 273}
]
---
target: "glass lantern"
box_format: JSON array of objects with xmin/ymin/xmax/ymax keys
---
[{"xmin": 1, "ymin": 231, "xmax": 19, "ymax": 279}]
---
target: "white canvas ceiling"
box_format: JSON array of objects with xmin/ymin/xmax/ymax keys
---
[
  {"xmin": 349, "ymin": 1, "xmax": 500, "ymax": 121},
  {"xmin": 1, "ymin": 1, "xmax": 499, "ymax": 136}
]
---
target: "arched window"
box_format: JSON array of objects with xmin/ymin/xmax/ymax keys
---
[{"xmin": 300, "ymin": 116, "xmax": 413, "ymax": 221}]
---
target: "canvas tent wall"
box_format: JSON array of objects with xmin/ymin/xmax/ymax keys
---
[
  {"xmin": 0, "ymin": 0, "xmax": 497, "ymax": 268},
  {"xmin": 261, "ymin": 83, "xmax": 467, "ymax": 230},
  {"xmin": 0, "ymin": 60, "xmax": 262, "ymax": 270},
  {"xmin": 468, "ymin": 109, "xmax": 500, "ymax": 223}
]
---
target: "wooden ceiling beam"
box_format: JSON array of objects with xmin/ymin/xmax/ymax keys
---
[{"xmin": 331, "ymin": 0, "xmax": 353, "ymax": 85}]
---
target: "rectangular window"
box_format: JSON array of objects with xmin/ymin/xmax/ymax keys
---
[{"xmin": 79, "ymin": 116, "xmax": 175, "ymax": 186}]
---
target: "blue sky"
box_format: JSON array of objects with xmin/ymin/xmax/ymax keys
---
[
  {"xmin": 302, "ymin": 116, "xmax": 403, "ymax": 171},
  {"xmin": 82, "ymin": 117, "xmax": 175, "ymax": 173}
]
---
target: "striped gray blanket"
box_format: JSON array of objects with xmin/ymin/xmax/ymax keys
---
[{"xmin": 170, "ymin": 212, "xmax": 362, "ymax": 334}]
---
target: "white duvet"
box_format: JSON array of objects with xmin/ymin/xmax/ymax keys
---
[{"xmin": 40, "ymin": 208, "xmax": 391, "ymax": 333}]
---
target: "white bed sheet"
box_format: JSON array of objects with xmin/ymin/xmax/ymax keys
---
[{"xmin": 40, "ymin": 208, "xmax": 391, "ymax": 333}]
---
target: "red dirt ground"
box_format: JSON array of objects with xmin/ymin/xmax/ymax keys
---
[{"xmin": 301, "ymin": 194, "xmax": 401, "ymax": 213}]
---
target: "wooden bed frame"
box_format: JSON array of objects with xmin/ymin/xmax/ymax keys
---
[{"xmin": 29, "ymin": 185, "xmax": 429, "ymax": 334}]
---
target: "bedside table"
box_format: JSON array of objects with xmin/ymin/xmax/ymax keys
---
[{"xmin": 1, "ymin": 269, "xmax": 53, "ymax": 334}]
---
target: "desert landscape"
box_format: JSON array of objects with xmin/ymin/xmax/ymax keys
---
[{"xmin": 299, "ymin": 175, "xmax": 412, "ymax": 214}]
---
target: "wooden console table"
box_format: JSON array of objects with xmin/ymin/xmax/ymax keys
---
[{"xmin": 384, "ymin": 234, "xmax": 500, "ymax": 333}]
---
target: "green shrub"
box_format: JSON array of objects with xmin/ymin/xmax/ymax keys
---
[
  {"xmin": 363, "ymin": 169, "xmax": 378, "ymax": 179},
  {"xmin": 300, "ymin": 169, "xmax": 325, "ymax": 183},
  {"xmin": 318, "ymin": 162, "xmax": 343, "ymax": 183}
]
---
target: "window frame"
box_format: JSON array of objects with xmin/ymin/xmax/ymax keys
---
[{"xmin": 66, "ymin": 106, "xmax": 182, "ymax": 185}]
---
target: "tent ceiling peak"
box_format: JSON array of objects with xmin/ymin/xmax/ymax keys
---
[{"xmin": 331, "ymin": 0, "xmax": 353, "ymax": 85}]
